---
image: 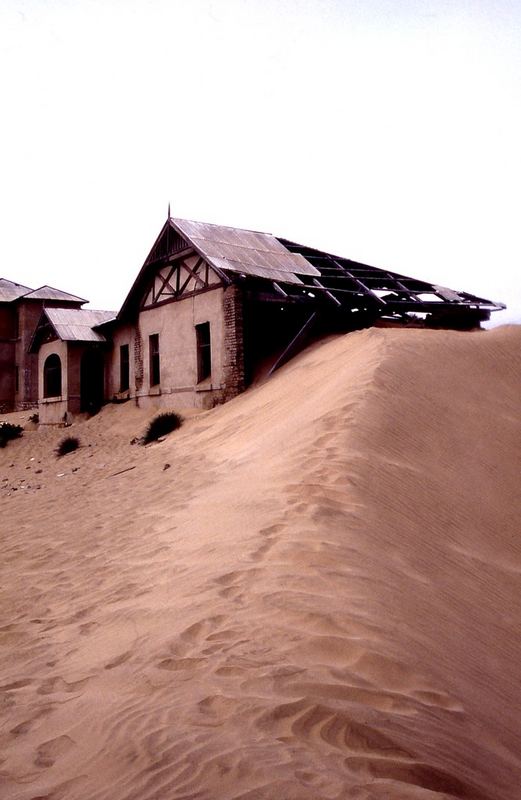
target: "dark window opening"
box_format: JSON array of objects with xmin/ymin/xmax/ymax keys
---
[
  {"xmin": 196, "ymin": 322, "xmax": 211, "ymax": 382},
  {"xmin": 120, "ymin": 344, "xmax": 130, "ymax": 392},
  {"xmin": 149, "ymin": 334, "xmax": 160, "ymax": 386},
  {"xmin": 43, "ymin": 354, "xmax": 62, "ymax": 398}
]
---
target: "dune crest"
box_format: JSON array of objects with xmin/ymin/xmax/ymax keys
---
[{"xmin": 1, "ymin": 326, "xmax": 521, "ymax": 800}]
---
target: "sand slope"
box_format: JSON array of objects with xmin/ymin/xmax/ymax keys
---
[{"xmin": 1, "ymin": 326, "xmax": 520, "ymax": 800}]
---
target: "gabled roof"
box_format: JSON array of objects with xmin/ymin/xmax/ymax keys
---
[
  {"xmin": 0, "ymin": 278, "xmax": 33, "ymax": 302},
  {"xmin": 0, "ymin": 278, "xmax": 87, "ymax": 305},
  {"xmin": 171, "ymin": 218, "xmax": 320, "ymax": 285},
  {"xmin": 30, "ymin": 308, "xmax": 116, "ymax": 352},
  {"xmin": 118, "ymin": 216, "xmax": 505, "ymax": 322},
  {"xmin": 118, "ymin": 217, "xmax": 321, "ymax": 319},
  {"xmin": 22, "ymin": 285, "xmax": 87, "ymax": 304},
  {"xmin": 44, "ymin": 308, "xmax": 116, "ymax": 341}
]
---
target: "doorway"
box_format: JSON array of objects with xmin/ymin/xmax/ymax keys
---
[{"xmin": 80, "ymin": 349, "xmax": 105, "ymax": 413}]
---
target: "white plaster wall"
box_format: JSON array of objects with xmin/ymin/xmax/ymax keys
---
[
  {"xmin": 109, "ymin": 323, "xmax": 134, "ymax": 399},
  {"xmin": 108, "ymin": 289, "xmax": 226, "ymax": 409},
  {"xmin": 38, "ymin": 340, "xmax": 69, "ymax": 424}
]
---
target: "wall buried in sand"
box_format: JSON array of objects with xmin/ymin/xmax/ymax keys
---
[
  {"xmin": 38, "ymin": 339, "xmax": 69, "ymax": 424},
  {"xmin": 109, "ymin": 288, "xmax": 228, "ymax": 410}
]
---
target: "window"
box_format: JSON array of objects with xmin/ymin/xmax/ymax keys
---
[
  {"xmin": 119, "ymin": 344, "xmax": 130, "ymax": 392},
  {"xmin": 43, "ymin": 354, "xmax": 62, "ymax": 398},
  {"xmin": 149, "ymin": 334, "xmax": 160, "ymax": 386},
  {"xmin": 196, "ymin": 322, "xmax": 211, "ymax": 382}
]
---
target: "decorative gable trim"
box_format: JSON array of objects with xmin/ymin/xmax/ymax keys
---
[
  {"xmin": 141, "ymin": 253, "xmax": 223, "ymax": 310},
  {"xmin": 144, "ymin": 224, "xmax": 190, "ymax": 266}
]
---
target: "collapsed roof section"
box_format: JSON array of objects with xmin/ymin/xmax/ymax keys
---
[
  {"xmin": 118, "ymin": 217, "xmax": 505, "ymax": 325},
  {"xmin": 275, "ymin": 239, "xmax": 505, "ymax": 323}
]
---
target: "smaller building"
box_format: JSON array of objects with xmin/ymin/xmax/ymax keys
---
[
  {"xmin": 30, "ymin": 308, "xmax": 115, "ymax": 424},
  {"xmin": 0, "ymin": 279, "xmax": 87, "ymax": 413}
]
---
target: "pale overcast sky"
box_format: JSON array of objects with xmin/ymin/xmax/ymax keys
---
[{"xmin": 1, "ymin": 0, "xmax": 520, "ymax": 325}]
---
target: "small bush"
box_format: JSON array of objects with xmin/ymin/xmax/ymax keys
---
[
  {"xmin": 0, "ymin": 422, "xmax": 23, "ymax": 448},
  {"xmin": 28, "ymin": 413, "xmax": 39, "ymax": 424},
  {"xmin": 56, "ymin": 436, "xmax": 80, "ymax": 457},
  {"xmin": 142, "ymin": 412, "xmax": 183, "ymax": 445}
]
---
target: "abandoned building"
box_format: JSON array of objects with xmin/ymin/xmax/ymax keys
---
[
  {"xmin": 2, "ymin": 217, "xmax": 506, "ymax": 423},
  {"xmin": 0, "ymin": 279, "xmax": 88, "ymax": 413}
]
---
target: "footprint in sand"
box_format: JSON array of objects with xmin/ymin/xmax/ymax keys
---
[
  {"xmin": 34, "ymin": 734, "xmax": 75, "ymax": 768},
  {"xmin": 0, "ymin": 679, "xmax": 32, "ymax": 691},
  {"xmin": 10, "ymin": 706, "xmax": 52, "ymax": 735},
  {"xmin": 214, "ymin": 568, "xmax": 260, "ymax": 599},
  {"xmin": 79, "ymin": 621, "xmax": 99, "ymax": 636},
  {"xmin": 104, "ymin": 650, "xmax": 132, "ymax": 670},
  {"xmin": 157, "ymin": 657, "xmax": 205, "ymax": 671},
  {"xmin": 218, "ymin": 584, "xmax": 244, "ymax": 601},
  {"xmin": 179, "ymin": 615, "xmax": 226, "ymax": 643},
  {"xmin": 37, "ymin": 676, "xmax": 90, "ymax": 695},
  {"xmin": 250, "ymin": 523, "xmax": 285, "ymax": 562}
]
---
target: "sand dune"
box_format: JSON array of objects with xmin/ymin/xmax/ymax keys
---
[{"xmin": 1, "ymin": 326, "xmax": 520, "ymax": 800}]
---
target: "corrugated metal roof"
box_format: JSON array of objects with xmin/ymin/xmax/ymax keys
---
[
  {"xmin": 0, "ymin": 278, "xmax": 33, "ymax": 302},
  {"xmin": 24, "ymin": 285, "xmax": 87, "ymax": 303},
  {"xmin": 44, "ymin": 308, "xmax": 116, "ymax": 342},
  {"xmin": 171, "ymin": 219, "xmax": 320, "ymax": 285}
]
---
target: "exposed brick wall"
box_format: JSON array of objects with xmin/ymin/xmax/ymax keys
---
[
  {"xmin": 133, "ymin": 324, "xmax": 144, "ymax": 395},
  {"xmin": 0, "ymin": 339, "xmax": 15, "ymax": 412},
  {"xmin": 16, "ymin": 302, "xmax": 42, "ymax": 407},
  {"xmin": 14, "ymin": 400, "xmax": 38, "ymax": 412},
  {"xmin": 223, "ymin": 285, "xmax": 245, "ymax": 400}
]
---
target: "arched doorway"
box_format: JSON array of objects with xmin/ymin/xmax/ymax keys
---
[{"xmin": 80, "ymin": 349, "xmax": 104, "ymax": 413}]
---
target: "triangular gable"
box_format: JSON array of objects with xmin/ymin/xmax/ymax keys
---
[
  {"xmin": 22, "ymin": 285, "xmax": 87, "ymax": 304},
  {"xmin": 29, "ymin": 310, "xmax": 59, "ymax": 353},
  {"xmin": 141, "ymin": 253, "xmax": 223, "ymax": 309},
  {"xmin": 144, "ymin": 220, "xmax": 191, "ymax": 266},
  {"xmin": 118, "ymin": 219, "xmax": 228, "ymax": 319}
]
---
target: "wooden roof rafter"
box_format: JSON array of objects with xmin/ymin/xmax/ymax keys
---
[{"xmin": 278, "ymin": 238, "xmax": 505, "ymax": 316}]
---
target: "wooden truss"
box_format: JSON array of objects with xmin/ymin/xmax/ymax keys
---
[
  {"xmin": 275, "ymin": 240, "xmax": 505, "ymax": 318},
  {"xmin": 141, "ymin": 253, "xmax": 222, "ymax": 309}
]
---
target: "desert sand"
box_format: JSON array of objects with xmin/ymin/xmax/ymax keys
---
[{"xmin": 1, "ymin": 326, "xmax": 521, "ymax": 800}]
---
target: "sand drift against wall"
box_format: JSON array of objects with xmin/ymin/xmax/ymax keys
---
[{"xmin": 1, "ymin": 326, "xmax": 520, "ymax": 800}]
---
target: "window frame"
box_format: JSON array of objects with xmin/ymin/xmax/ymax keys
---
[
  {"xmin": 196, "ymin": 322, "xmax": 211, "ymax": 383},
  {"xmin": 119, "ymin": 343, "xmax": 130, "ymax": 392},
  {"xmin": 149, "ymin": 333, "xmax": 160, "ymax": 387}
]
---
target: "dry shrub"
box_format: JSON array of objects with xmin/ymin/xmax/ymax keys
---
[
  {"xmin": 142, "ymin": 412, "xmax": 183, "ymax": 445},
  {"xmin": 56, "ymin": 436, "xmax": 80, "ymax": 457},
  {"xmin": 0, "ymin": 422, "xmax": 23, "ymax": 448}
]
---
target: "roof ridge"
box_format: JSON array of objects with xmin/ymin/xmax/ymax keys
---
[{"xmin": 171, "ymin": 217, "xmax": 272, "ymax": 236}]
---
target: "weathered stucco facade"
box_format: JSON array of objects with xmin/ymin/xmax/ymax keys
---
[
  {"xmin": 109, "ymin": 287, "xmax": 234, "ymax": 410},
  {"xmin": 38, "ymin": 340, "xmax": 69, "ymax": 424}
]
